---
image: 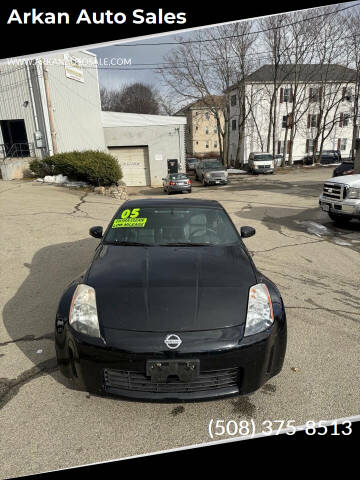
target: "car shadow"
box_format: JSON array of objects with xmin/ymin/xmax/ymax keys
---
[{"xmin": 2, "ymin": 237, "xmax": 99, "ymax": 392}]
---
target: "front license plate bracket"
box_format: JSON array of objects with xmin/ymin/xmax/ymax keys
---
[{"xmin": 146, "ymin": 359, "xmax": 200, "ymax": 383}]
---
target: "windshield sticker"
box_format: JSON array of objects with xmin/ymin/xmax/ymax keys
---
[{"xmin": 112, "ymin": 217, "xmax": 147, "ymax": 228}]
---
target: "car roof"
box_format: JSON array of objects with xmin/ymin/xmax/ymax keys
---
[{"xmin": 120, "ymin": 198, "xmax": 223, "ymax": 209}]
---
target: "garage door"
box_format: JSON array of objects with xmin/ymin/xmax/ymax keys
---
[{"xmin": 109, "ymin": 147, "xmax": 150, "ymax": 186}]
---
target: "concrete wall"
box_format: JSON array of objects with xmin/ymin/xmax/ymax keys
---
[
  {"xmin": 46, "ymin": 51, "xmax": 106, "ymax": 153},
  {"xmin": 103, "ymin": 124, "xmax": 186, "ymax": 186}
]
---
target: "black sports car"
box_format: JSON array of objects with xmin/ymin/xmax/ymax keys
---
[{"xmin": 55, "ymin": 199, "xmax": 287, "ymax": 401}]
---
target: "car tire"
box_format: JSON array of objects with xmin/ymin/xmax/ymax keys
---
[
  {"xmin": 328, "ymin": 212, "xmax": 352, "ymax": 225},
  {"xmin": 167, "ymin": 190, "xmax": 172, "ymax": 195}
]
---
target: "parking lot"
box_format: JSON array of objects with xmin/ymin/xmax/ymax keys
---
[{"xmin": 1, "ymin": 167, "xmax": 359, "ymax": 478}]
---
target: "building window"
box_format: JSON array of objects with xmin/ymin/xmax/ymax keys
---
[
  {"xmin": 205, "ymin": 141, "xmax": 209, "ymax": 149},
  {"xmin": 214, "ymin": 140, "xmax": 218, "ymax": 148},
  {"xmin": 205, "ymin": 127, "xmax": 209, "ymax": 134},
  {"xmin": 280, "ymin": 88, "xmax": 292, "ymax": 103},
  {"xmin": 232, "ymin": 119, "xmax": 237, "ymax": 131},
  {"xmin": 205, "ymin": 112, "xmax": 210, "ymax": 120},
  {"xmin": 306, "ymin": 139, "xmax": 316, "ymax": 153},
  {"xmin": 195, "ymin": 126, "xmax": 199, "ymax": 131},
  {"xmin": 214, "ymin": 127, "xmax": 217, "ymax": 133},
  {"xmin": 309, "ymin": 87, "xmax": 321, "ymax": 103},
  {"xmin": 339, "ymin": 138, "xmax": 347, "ymax": 151},
  {"xmin": 231, "ymin": 95, "xmax": 237, "ymax": 106},
  {"xmin": 283, "ymin": 88, "xmax": 291, "ymax": 102},
  {"xmin": 342, "ymin": 87, "xmax": 352, "ymax": 101},
  {"xmin": 340, "ymin": 113, "xmax": 350, "ymax": 127},
  {"xmin": 196, "ymin": 141, "xmax": 199, "ymax": 145},
  {"xmin": 308, "ymin": 114, "xmax": 319, "ymax": 128}
]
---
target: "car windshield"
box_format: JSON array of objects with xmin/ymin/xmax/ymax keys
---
[
  {"xmin": 253, "ymin": 155, "xmax": 273, "ymax": 161},
  {"xmin": 202, "ymin": 160, "xmax": 223, "ymax": 169},
  {"xmin": 169, "ymin": 173, "xmax": 187, "ymax": 180},
  {"xmin": 104, "ymin": 206, "xmax": 241, "ymax": 246}
]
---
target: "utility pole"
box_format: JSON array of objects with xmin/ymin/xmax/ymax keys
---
[
  {"xmin": 354, "ymin": 138, "xmax": 360, "ymax": 174},
  {"xmin": 41, "ymin": 60, "xmax": 58, "ymax": 155}
]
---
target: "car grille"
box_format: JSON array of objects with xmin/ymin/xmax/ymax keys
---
[
  {"xmin": 103, "ymin": 367, "xmax": 240, "ymax": 393},
  {"xmin": 323, "ymin": 182, "xmax": 345, "ymax": 201},
  {"xmin": 210, "ymin": 173, "xmax": 225, "ymax": 179}
]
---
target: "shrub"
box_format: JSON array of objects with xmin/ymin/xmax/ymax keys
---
[{"xmin": 29, "ymin": 150, "xmax": 122, "ymax": 186}]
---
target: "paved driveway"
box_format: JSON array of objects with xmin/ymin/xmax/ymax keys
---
[{"xmin": 1, "ymin": 168, "xmax": 359, "ymax": 478}]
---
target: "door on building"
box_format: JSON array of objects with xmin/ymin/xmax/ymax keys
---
[
  {"xmin": 0, "ymin": 119, "xmax": 30, "ymax": 157},
  {"xmin": 167, "ymin": 159, "xmax": 179, "ymax": 174},
  {"xmin": 108, "ymin": 146, "xmax": 150, "ymax": 186}
]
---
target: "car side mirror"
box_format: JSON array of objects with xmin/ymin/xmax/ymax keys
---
[
  {"xmin": 240, "ymin": 226, "xmax": 256, "ymax": 238},
  {"xmin": 89, "ymin": 226, "xmax": 103, "ymax": 239}
]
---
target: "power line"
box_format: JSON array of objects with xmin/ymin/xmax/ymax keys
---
[{"xmin": 113, "ymin": 3, "xmax": 358, "ymax": 46}]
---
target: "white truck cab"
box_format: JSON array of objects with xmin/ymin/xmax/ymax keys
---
[
  {"xmin": 319, "ymin": 174, "xmax": 360, "ymax": 224},
  {"xmin": 248, "ymin": 152, "xmax": 275, "ymax": 174}
]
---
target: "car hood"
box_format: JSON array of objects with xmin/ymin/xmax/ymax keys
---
[
  {"xmin": 326, "ymin": 174, "xmax": 360, "ymax": 186},
  {"xmin": 86, "ymin": 244, "xmax": 256, "ymax": 332}
]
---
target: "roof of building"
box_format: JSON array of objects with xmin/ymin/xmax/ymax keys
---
[
  {"xmin": 229, "ymin": 64, "xmax": 357, "ymax": 89},
  {"xmin": 176, "ymin": 95, "xmax": 225, "ymax": 114},
  {"xmin": 101, "ymin": 111, "xmax": 187, "ymax": 128},
  {"xmin": 250, "ymin": 64, "xmax": 356, "ymax": 82}
]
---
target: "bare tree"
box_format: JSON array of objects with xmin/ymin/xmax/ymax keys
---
[
  {"xmin": 100, "ymin": 82, "xmax": 161, "ymax": 114},
  {"xmin": 344, "ymin": 7, "xmax": 360, "ymax": 160},
  {"xmin": 159, "ymin": 24, "xmax": 250, "ymax": 167}
]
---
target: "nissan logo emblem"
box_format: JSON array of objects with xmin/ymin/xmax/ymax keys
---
[{"xmin": 164, "ymin": 334, "xmax": 182, "ymax": 350}]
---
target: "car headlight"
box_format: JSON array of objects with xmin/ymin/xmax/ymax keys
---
[
  {"xmin": 347, "ymin": 187, "xmax": 360, "ymax": 199},
  {"xmin": 205, "ymin": 172, "xmax": 211, "ymax": 178},
  {"xmin": 244, "ymin": 283, "xmax": 274, "ymax": 337},
  {"xmin": 69, "ymin": 284, "xmax": 100, "ymax": 337}
]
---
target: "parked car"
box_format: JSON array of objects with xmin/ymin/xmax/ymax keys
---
[
  {"xmin": 304, "ymin": 150, "xmax": 341, "ymax": 165},
  {"xmin": 195, "ymin": 158, "xmax": 228, "ymax": 186},
  {"xmin": 185, "ymin": 157, "xmax": 199, "ymax": 173},
  {"xmin": 319, "ymin": 173, "xmax": 360, "ymax": 225},
  {"xmin": 333, "ymin": 161, "xmax": 354, "ymax": 177},
  {"xmin": 55, "ymin": 198, "xmax": 287, "ymax": 401},
  {"xmin": 248, "ymin": 152, "xmax": 275, "ymax": 174},
  {"xmin": 163, "ymin": 173, "xmax": 191, "ymax": 194}
]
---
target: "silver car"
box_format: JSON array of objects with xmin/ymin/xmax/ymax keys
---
[{"xmin": 163, "ymin": 173, "xmax": 192, "ymax": 194}]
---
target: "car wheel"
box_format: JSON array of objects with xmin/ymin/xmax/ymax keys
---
[
  {"xmin": 167, "ymin": 190, "xmax": 172, "ymax": 195},
  {"xmin": 202, "ymin": 179, "xmax": 208, "ymax": 187},
  {"xmin": 188, "ymin": 188, "xmax": 192, "ymax": 193},
  {"xmin": 328, "ymin": 212, "xmax": 352, "ymax": 225}
]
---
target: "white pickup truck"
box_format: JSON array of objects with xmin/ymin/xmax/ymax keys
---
[{"xmin": 319, "ymin": 174, "xmax": 360, "ymax": 224}]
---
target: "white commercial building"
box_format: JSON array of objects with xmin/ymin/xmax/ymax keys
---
[
  {"xmin": 228, "ymin": 64, "xmax": 357, "ymax": 164},
  {"xmin": 102, "ymin": 111, "xmax": 186, "ymax": 187},
  {"xmin": 0, "ymin": 52, "xmax": 187, "ymax": 186},
  {"xmin": 0, "ymin": 50, "xmax": 105, "ymax": 162}
]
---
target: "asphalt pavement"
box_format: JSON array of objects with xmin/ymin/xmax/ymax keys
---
[{"xmin": 1, "ymin": 167, "xmax": 359, "ymax": 478}]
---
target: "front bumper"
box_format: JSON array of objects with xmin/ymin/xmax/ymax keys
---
[
  {"xmin": 253, "ymin": 168, "xmax": 274, "ymax": 174},
  {"xmin": 319, "ymin": 195, "xmax": 360, "ymax": 218},
  {"xmin": 204, "ymin": 178, "xmax": 228, "ymax": 185},
  {"xmin": 169, "ymin": 184, "xmax": 191, "ymax": 192},
  {"xmin": 55, "ymin": 319, "xmax": 286, "ymax": 402}
]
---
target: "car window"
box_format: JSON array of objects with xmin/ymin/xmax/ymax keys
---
[
  {"xmin": 169, "ymin": 174, "xmax": 187, "ymax": 180},
  {"xmin": 253, "ymin": 155, "xmax": 273, "ymax": 161},
  {"xmin": 104, "ymin": 207, "xmax": 241, "ymax": 246}
]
